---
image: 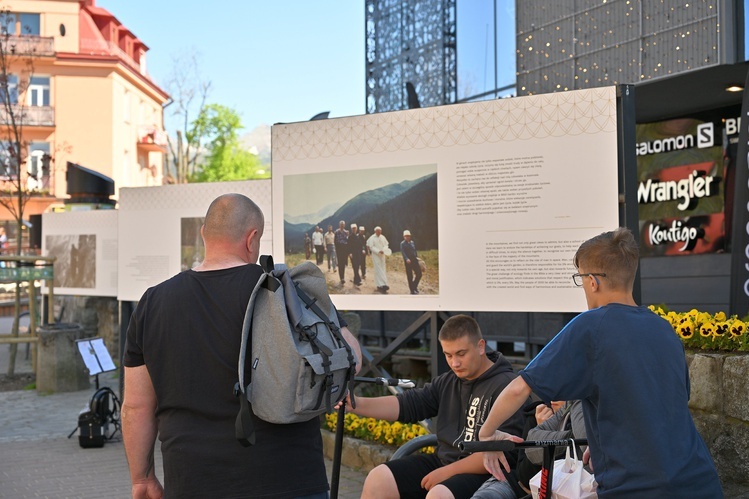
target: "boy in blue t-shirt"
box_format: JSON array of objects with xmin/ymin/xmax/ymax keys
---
[{"xmin": 477, "ymin": 227, "xmax": 722, "ymax": 498}]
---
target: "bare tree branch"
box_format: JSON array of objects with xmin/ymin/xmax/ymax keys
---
[{"xmin": 164, "ymin": 48, "xmax": 212, "ymax": 183}]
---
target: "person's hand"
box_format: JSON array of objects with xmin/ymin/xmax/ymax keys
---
[
  {"xmin": 132, "ymin": 477, "xmax": 163, "ymax": 499},
  {"xmin": 406, "ymin": 259, "xmax": 411, "ymax": 264},
  {"xmin": 333, "ymin": 393, "xmax": 354, "ymax": 412},
  {"xmin": 481, "ymin": 430, "xmax": 524, "ymax": 480},
  {"xmin": 583, "ymin": 447, "xmax": 593, "ymax": 471},
  {"xmin": 420, "ymin": 466, "xmax": 452, "ymax": 490},
  {"xmin": 535, "ymin": 404, "xmax": 554, "ymax": 425}
]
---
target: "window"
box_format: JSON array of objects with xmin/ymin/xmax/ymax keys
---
[
  {"xmin": 456, "ymin": 0, "xmax": 516, "ymax": 101},
  {"xmin": 0, "ymin": 141, "xmax": 19, "ymax": 178},
  {"xmin": 0, "ymin": 12, "xmax": 40, "ymax": 36},
  {"xmin": 28, "ymin": 142, "xmax": 50, "ymax": 179},
  {"xmin": 0, "ymin": 12, "xmax": 16, "ymax": 36},
  {"xmin": 27, "ymin": 76, "xmax": 50, "ymax": 107},
  {"xmin": 20, "ymin": 14, "xmax": 40, "ymax": 36},
  {"xmin": 0, "ymin": 74, "xmax": 19, "ymax": 104}
]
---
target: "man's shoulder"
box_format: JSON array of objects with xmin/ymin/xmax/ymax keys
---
[{"xmin": 151, "ymin": 264, "xmax": 262, "ymax": 292}]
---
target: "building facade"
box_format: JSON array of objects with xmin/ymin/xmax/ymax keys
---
[{"xmin": 0, "ymin": 0, "xmax": 168, "ymax": 224}]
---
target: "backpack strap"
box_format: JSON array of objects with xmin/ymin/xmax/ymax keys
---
[
  {"xmin": 259, "ymin": 255, "xmax": 281, "ymax": 292},
  {"xmin": 259, "ymin": 255, "xmax": 274, "ymax": 273},
  {"xmin": 234, "ymin": 383, "xmax": 255, "ymax": 447},
  {"xmin": 299, "ymin": 323, "xmax": 335, "ymax": 413},
  {"xmin": 284, "ymin": 284, "xmax": 333, "ymax": 412}
]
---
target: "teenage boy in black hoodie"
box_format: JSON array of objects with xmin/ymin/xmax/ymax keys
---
[{"xmin": 347, "ymin": 314, "xmax": 525, "ymax": 499}]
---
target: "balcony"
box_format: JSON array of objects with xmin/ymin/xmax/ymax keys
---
[
  {"xmin": 137, "ymin": 126, "xmax": 167, "ymax": 152},
  {"xmin": 0, "ymin": 105, "xmax": 54, "ymax": 127},
  {"xmin": 5, "ymin": 36, "xmax": 55, "ymax": 57}
]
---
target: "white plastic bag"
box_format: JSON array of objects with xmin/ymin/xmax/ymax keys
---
[{"xmin": 529, "ymin": 442, "xmax": 597, "ymax": 499}]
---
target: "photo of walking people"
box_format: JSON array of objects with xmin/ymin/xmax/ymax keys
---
[{"xmin": 283, "ymin": 164, "xmax": 439, "ymax": 295}]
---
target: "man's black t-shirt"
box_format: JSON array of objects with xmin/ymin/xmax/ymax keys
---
[{"xmin": 124, "ymin": 264, "xmax": 329, "ymax": 499}]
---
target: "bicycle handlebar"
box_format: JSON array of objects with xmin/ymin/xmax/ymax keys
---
[{"xmin": 458, "ymin": 438, "xmax": 588, "ymax": 453}]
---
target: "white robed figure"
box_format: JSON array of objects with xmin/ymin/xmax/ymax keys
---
[{"xmin": 366, "ymin": 226, "xmax": 391, "ymax": 292}]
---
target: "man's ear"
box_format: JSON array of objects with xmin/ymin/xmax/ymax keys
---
[
  {"xmin": 478, "ymin": 338, "xmax": 486, "ymax": 355},
  {"xmin": 246, "ymin": 228, "xmax": 259, "ymax": 254}
]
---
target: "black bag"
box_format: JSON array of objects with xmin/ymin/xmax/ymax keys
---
[{"xmin": 78, "ymin": 387, "xmax": 120, "ymax": 448}]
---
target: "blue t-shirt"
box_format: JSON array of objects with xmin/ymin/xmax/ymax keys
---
[{"xmin": 521, "ymin": 304, "xmax": 722, "ymax": 498}]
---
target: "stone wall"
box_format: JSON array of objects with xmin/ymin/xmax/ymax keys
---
[
  {"xmin": 57, "ymin": 296, "xmax": 120, "ymax": 360},
  {"xmin": 687, "ymin": 352, "xmax": 749, "ymax": 487},
  {"xmin": 320, "ymin": 430, "xmax": 393, "ymax": 474}
]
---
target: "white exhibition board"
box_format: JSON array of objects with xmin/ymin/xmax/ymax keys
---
[
  {"xmin": 117, "ymin": 180, "xmax": 272, "ymax": 302},
  {"xmin": 272, "ymin": 87, "xmax": 620, "ymax": 312},
  {"xmin": 42, "ymin": 210, "xmax": 119, "ymax": 297}
]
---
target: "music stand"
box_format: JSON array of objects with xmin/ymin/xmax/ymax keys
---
[{"xmin": 76, "ymin": 337, "xmax": 116, "ymax": 389}]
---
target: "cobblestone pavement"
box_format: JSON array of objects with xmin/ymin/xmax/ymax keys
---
[{"xmin": 0, "ymin": 343, "xmax": 366, "ymax": 498}]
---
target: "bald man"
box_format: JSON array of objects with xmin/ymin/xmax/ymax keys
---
[{"xmin": 122, "ymin": 193, "xmax": 361, "ymax": 499}]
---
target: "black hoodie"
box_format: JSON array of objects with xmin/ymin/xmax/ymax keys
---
[{"xmin": 397, "ymin": 350, "xmax": 525, "ymax": 465}]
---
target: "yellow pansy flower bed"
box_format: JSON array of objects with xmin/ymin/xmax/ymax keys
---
[
  {"xmin": 324, "ymin": 412, "xmax": 434, "ymax": 453},
  {"xmin": 649, "ymin": 305, "xmax": 748, "ymax": 351}
]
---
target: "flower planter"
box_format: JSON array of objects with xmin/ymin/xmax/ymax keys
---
[{"xmin": 320, "ymin": 429, "xmax": 394, "ymax": 474}]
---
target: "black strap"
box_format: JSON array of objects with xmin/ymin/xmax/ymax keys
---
[
  {"xmin": 259, "ymin": 256, "xmax": 281, "ymax": 291},
  {"xmin": 259, "ymin": 255, "xmax": 274, "ymax": 273},
  {"xmin": 235, "ymin": 383, "xmax": 255, "ymax": 447}
]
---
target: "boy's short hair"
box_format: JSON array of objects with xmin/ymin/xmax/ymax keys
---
[
  {"xmin": 439, "ymin": 314, "xmax": 483, "ymax": 343},
  {"xmin": 574, "ymin": 227, "xmax": 639, "ymax": 290}
]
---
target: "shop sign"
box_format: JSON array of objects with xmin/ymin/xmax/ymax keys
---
[{"xmin": 636, "ymin": 118, "xmax": 726, "ymax": 257}]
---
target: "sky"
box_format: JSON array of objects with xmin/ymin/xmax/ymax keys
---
[{"xmin": 97, "ymin": 0, "xmax": 366, "ymax": 136}]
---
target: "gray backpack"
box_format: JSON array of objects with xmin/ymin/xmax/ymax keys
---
[{"xmin": 235, "ymin": 255, "xmax": 357, "ymax": 446}]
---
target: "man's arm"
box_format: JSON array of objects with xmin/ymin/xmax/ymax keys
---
[
  {"xmin": 122, "ymin": 365, "xmax": 163, "ymax": 498},
  {"xmin": 479, "ymin": 376, "xmax": 533, "ymax": 480},
  {"xmin": 479, "ymin": 376, "xmax": 533, "ymax": 441},
  {"xmin": 346, "ymin": 394, "xmax": 400, "ymax": 421}
]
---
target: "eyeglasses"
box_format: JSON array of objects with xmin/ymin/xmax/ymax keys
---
[{"xmin": 572, "ymin": 273, "xmax": 606, "ymax": 287}]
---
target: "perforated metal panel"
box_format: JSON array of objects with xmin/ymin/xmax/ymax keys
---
[
  {"xmin": 366, "ymin": 0, "xmax": 457, "ymax": 113},
  {"xmin": 516, "ymin": 0, "xmax": 721, "ymax": 95}
]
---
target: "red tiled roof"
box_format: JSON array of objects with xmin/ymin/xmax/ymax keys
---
[
  {"xmin": 82, "ymin": 3, "xmax": 149, "ymax": 50},
  {"xmin": 79, "ymin": 6, "xmax": 107, "ymax": 53}
]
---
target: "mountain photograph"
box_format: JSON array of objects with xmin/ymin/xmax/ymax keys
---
[{"xmin": 282, "ymin": 164, "xmax": 439, "ymax": 295}]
